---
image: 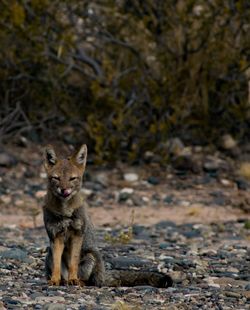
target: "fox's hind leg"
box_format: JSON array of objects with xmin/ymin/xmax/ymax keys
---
[{"xmin": 79, "ymin": 250, "xmax": 105, "ymax": 287}]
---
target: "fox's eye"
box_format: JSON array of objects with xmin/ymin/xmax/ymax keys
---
[
  {"xmin": 51, "ymin": 176, "xmax": 60, "ymax": 181},
  {"xmin": 70, "ymin": 176, "xmax": 77, "ymax": 181}
]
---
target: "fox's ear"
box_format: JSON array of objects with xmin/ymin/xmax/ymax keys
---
[
  {"xmin": 74, "ymin": 144, "xmax": 87, "ymax": 167},
  {"xmin": 44, "ymin": 145, "xmax": 57, "ymax": 169}
]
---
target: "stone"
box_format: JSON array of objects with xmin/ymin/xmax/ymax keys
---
[
  {"xmin": 221, "ymin": 134, "xmax": 237, "ymax": 150},
  {"xmin": 166, "ymin": 137, "xmax": 185, "ymax": 156},
  {"xmin": 0, "ymin": 152, "xmax": 17, "ymax": 167},
  {"xmin": 172, "ymin": 154, "xmax": 198, "ymax": 173},
  {"xmin": 40, "ymin": 172, "xmax": 47, "ymax": 179},
  {"xmin": 131, "ymin": 194, "xmax": 143, "ymax": 207},
  {"xmin": 80, "ymin": 188, "xmax": 94, "ymax": 197},
  {"xmin": 203, "ymin": 160, "xmax": 219, "ymax": 173},
  {"xmin": 124, "ymin": 173, "xmax": 139, "ymax": 182},
  {"xmin": 0, "ymin": 248, "xmax": 32, "ymax": 263},
  {"xmin": 93, "ymin": 172, "xmax": 109, "ymax": 187},
  {"xmin": 0, "ymin": 195, "xmax": 11, "ymax": 204},
  {"xmin": 43, "ymin": 303, "xmax": 66, "ymax": 310},
  {"xmin": 35, "ymin": 296, "xmax": 65, "ymax": 303},
  {"xmin": 169, "ymin": 271, "xmax": 187, "ymax": 283},
  {"xmin": 0, "ymin": 301, "xmax": 7, "ymax": 310},
  {"xmin": 224, "ymin": 291, "xmax": 241, "ymax": 298},
  {"xmin": 143, "ymin": 151, "xmax": 156, "ymax": 163},
  {"xmin": 163, "ymin": 195, "xmax": 174, "ymax": 204},
  {"xmin": 243, "ymin": 291, "xmax": 250, "ymax": 300},
  {"xmin": 235, "ymin": 178, "xmax": 249, "ymax": 190},
  {"xmin": 108, "ymin": 257, "xmax": 151, "ymax": 269},
  {"xmin": 35, "ymin": 190, "xmax": 46, "ymax": 199},
  {"xmin": 118, "ymin": 188, "xmax": 134, "ymax": 202},
  {"xmin": 205, "ymin": 277, "xmax": 221, "ymax": 288},
  {"xmin": 147, "ymin": 176, "xmax": 160, "ymax": 185},
  {"xmin": 220, "ymin": 179, "xmax": 231, "ymax": 187},
  {"xmin": 239, "ymin": 162, "xmax": 250, "ymax": 180}
]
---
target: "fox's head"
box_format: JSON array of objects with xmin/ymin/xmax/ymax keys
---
[{"xmin": 44, "ymin": 144, "xmax": 87, "ymax": 201}]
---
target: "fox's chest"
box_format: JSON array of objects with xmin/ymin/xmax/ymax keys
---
[{"xmin": 57, "ymin": 217, "xmax": 83, "ymax": 234}]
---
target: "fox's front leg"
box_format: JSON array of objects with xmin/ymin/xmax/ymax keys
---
[
  {"xmin": 48, "ymin": 235, "xmax": 64, "ymax": 286},
  {"xmin": 68, "ymin": 234, "xmax": 83, "ymax": 285}
]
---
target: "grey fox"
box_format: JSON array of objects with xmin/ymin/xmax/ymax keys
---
[{"xmin": 43, "ymin": 144, "xmax": 172, "ymax": 288}]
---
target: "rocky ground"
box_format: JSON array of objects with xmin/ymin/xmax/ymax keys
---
[{"xmin": 0, "ymin": 141, "xmax": 250, "ymax": 309}]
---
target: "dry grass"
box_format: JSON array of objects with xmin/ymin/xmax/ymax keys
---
[
  {"xmin": 104, "ymin": 210, "xmax": 134, "ymax": 244},
  {"xmin": 111, "ymin": 301, "xmax": 141, "ymax": 310}
]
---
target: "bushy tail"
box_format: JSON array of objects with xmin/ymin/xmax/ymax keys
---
[{"xmin": 104, "ymin": 270, "xmax": 173, "ymax": 288}]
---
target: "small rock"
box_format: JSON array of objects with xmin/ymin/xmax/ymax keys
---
[
  {"xmin": 243, "ymin": 290, "xmax": 250, "ymax": 300},
  {"xmin": 124, "ymin": 173, "xmax": 139, "ymax": 182},
  {"xmin": 147, "ymin": 176, "xmax": 160, "ymax": 185},
  {"xmin": 0, "ymin": 152, "xmax": 17, "ymax": 167},
  {"xmin": 80, "ymin": 188, "xmax": 94, "ymax": 197},
  {"xmin": 0, "ymin": 301, "xmax": 7, "ymax": 310},
  {"xmin": 143, "ymin": 151, "xmax": 155, "ymax": 163},
  {"xmin": 224, "ymin": 291, "xmax": 241, "ymax": 298},
  {"xmin": 172, "ymin": 154, "xmax": 198, "ymax": 173},
  {"xmin": 235, "ymin": 178, "xmax": 249, "ymax": 190},
  {"xmin": 2, "ymin": 298, "xmax": 21, "ymax": 308},
  {"xmin": 14, "ymin": 199, "xmax": 25, "ymax": 207},
  {"xmin": 30, "ymin": 292, "xmax": 45, "ymax": 300},
  {"xmin": 17, "ymin": 136, "xmax": 29, "ymax": 147},
  {"xmin": 132, "ymin": 224, "xmax": 146, "ymax": 236},
  {"xmin": 159, "ymin": 243, "xmax": 172, "ymax": 250},
  {"xmin": 131, "ymin": 194, "xmax": 143, "ymax": 207},
  {"xmin": 35, "ymin": 190, "xmax": 46, "ymax": 199},
  {"xmin": 205, "ymin": 277, "xmax": 221, "ymax": 288},
  {"xmin": 220, "ymin": 179, "xmax": 231, "ymax": 187},
  {"xmin": 142, "ymin": 196, "xmax": 149, "ymax": 203},
  {"xmin": 0, "ymin": 248, "xmax": 32, "ymax": 263},
  {"xmin": 155, "ymin": 221, "xmax": 176, "ymax": 229},
  {"xmin": 238, "ymin": 162, "xmax": 250, "ymax": 180},
  {"xmin": 93, "ymin": 172, "xmax": 109, "ymax": 187},
  {"xmin": 134, "ymin": 285, "xmax": 158, "ymax": 292},
  {"xmin": 0, "ymin": 195, "xmax": 11, "ymax": 204},
  {"xmin": 163, "ymin": 195, "xmax": 174, "ymax": 204},
  {"xmin": 40, "ymin": 172, "xmax": 47, "ymax": 179},
  {"xmin": 166, "ymin": 137, "xmax": 185, "ymax": 156},
  {"xmin": 35, "ymin": 296, "xmax": 65, "ymax": 303},
  {"xmin": 179, "ymin": 200, "xmax": 190, "ymax": 207},
  {"xmin": 108, "ymin": 257, "xmax": 151, "ymax": 269},
  {"xmin": 118, "ymin": 188, "xmax": 134, "ymax": 202},
  {"xmin": 43, "ymin": 303, "xmax": 66, "ymax": 310},
  {"xmin": 182, "ymin": 230, "xmax": 201, "ymax": 239},
  {"xmin": 169, "ymin": 271, "xmax": 187, "ymax": 283},
  {"xmin": 203, "ymin": 160, "xmax": 219, "ymax": 173},
  {"xmin": 221, "ymin": 134, "xmax": 237, "ymax": 150}
]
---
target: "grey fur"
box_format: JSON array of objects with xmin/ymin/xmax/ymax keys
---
[{"xmin": 43, "ymin": 204, "xmax": 105, "ymax": 286}]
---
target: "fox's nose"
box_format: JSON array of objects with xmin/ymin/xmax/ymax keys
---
[{"xmin": 60, "ymin": 188, "xmax": 71, "ymax": 197}]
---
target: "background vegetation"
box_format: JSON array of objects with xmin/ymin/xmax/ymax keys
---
[{"xmin": 0, "ymin": 0, "xmax": 250, "ymax": 162}]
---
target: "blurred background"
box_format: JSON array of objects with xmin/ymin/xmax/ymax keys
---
[
  {"xmin": 0, "ymin": 0, "xmax": 250, "ymax": 164},
  {"xmin": 0, "ymin": 4, "xmax": 250, "ymax": 307}
]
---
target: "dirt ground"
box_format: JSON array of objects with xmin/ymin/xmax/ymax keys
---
[{"xmin": 0, "ymin": 143, "xmax": 249, "ymax": 309}]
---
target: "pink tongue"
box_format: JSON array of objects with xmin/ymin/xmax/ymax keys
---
[{"xmin": 62, "ymin": 189, "xmax": 71, "ymax": 197}]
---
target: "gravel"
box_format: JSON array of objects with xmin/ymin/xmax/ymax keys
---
[{"xmin": 0, "ymin": 220, "xmax": 249, "ymax": 309}]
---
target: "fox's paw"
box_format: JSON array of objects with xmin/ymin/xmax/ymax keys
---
[
  {"xmin": 67, "ymin": 278, "xmax": 81, "ymax": 286},
  {"xmin": 48, "ymin": 277, "xmax": 61, "ymax": 286}
]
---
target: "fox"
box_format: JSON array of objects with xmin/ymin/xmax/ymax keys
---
[{"xmin": 43, "ymin": 144, "xmax": 173, "ymax": 288}]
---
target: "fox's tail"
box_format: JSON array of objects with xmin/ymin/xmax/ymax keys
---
[{"xmin": 104, "ymin": 270, "xmax": 173, "ymax": 288}]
